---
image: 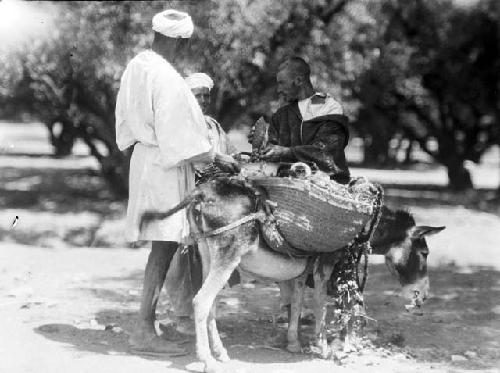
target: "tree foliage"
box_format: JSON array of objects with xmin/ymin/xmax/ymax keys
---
[
  {"xmin": 0, "ymin": 2, "xmax": 165, "ymax": 196},
  {"xmin": 0, "ymin": 0, "xmax": 498, "ymax": 195},
  {"xmin": 351, "ymin": 0, "xmax": 499, "ymax": 189}
]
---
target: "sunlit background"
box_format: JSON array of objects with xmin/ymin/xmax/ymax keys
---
[{"xmin": 0, "ymin": 0, "xmax": 53, "ymax": 50}]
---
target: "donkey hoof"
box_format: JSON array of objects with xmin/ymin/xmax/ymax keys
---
[
  {"xmin": 204, "ymin": 360, "xmax": 220, "ymax": 373},
  {"xmin": 286, "ymin": 341, "xmax": 302, "ymax": 353}
]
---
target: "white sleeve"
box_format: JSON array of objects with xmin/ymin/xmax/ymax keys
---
[
  {"xmin": 115, "ymin": 70, "xmax": 136, "ymax": 151},
  {"xmin": 152, "ymin": 68, "xmax": 214, "ymax": 168}
]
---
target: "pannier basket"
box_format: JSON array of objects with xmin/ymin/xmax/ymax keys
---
[{"xmin": 250, "ymin": 176, "xmax": 381, "ymax": 253}]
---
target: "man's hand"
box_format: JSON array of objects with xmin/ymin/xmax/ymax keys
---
[
  {"xmin": 214, "ymin": 153, "xmax": 241, "ymax": 174},
  {"xmin": 261, "ymin": 145, "xmax": 291, "ymax": 161}
]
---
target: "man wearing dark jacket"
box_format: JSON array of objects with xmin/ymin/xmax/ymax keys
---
[
  {"xmin": 256, "ymin": 56, "xmax": 351, "ymax": 327},
  {"xmin": 260, "ymin": 56, "xmax": 350, "ymax": 184}
]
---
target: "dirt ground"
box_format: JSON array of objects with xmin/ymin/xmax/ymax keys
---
[{"xmin": 1, "ymin": 123, "xmax": 500, "ymax": 372}]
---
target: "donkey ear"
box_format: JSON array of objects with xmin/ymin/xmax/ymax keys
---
[{"xmin": 410, "ymin": 226, "xmax": 446, "ymax": 239}]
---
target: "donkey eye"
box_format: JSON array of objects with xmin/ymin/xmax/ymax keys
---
[{"xmin": 421, "ymin": 252, "xmax": 429, "ymax": 259}]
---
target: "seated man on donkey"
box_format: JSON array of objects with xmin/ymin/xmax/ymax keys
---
[{"xmin": 250, "ymin": 56, "xmax": 351, "ymax": 324}]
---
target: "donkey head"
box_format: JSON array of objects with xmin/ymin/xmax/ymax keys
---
[
  {"xmin": 372, "ymin": 208, "xmax": 445, "ymax": 305},
  {"xmin": 386, "ymin": 225, "xmax": 445, "ymax": 304}
]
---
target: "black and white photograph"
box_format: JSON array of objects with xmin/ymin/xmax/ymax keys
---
[{"xmin": 0, "ymin": 1, "xmax": 499, "ymax": 372}]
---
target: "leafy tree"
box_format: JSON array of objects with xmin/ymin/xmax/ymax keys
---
[
  {"xmin": 351, "ymin": 0, "xmax": 499, "ymax": 190},
  {"xmin": 0, "ymin": 0, "xmax": 354, "ymax": 196},
  {"xmin": 1, "ymin": 0, "xmax": 497, "ymax": 195},
  {"xmin": 0, "ymin": 2, "xmax": 166, "ymax": 196}
]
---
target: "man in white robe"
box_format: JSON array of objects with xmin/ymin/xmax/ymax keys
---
[
  {"xmin": 186, "ymin": 73, "xmax": 238, "ymax": 175},
  {"xmin": 115, "ymin": 9, "xmax": 239, "ymax": 355},
  {"xmin": 163, "ymin": 72, "xmax": 239, "ymax": 335}
]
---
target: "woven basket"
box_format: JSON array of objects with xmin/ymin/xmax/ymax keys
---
[{"xmin": 250, "ymin": 176, "xmax": 379, "ymax": 253}]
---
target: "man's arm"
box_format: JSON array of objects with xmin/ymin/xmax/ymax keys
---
[
  {"xmin": 260, "ymin": 113, "xmax": 297, "ymax": 161},
  {"xmin": 290, "ymin": 118, "xmax": 350, "ymax": 177}
]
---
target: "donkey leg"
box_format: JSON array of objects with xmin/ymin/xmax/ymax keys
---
[
  {"xmin": 208, "ymin": 303, "xmax": 230, "ymax": 362},
  {"xmin": 193, "ymin": 238, "xmax": 239, "ymax": 372},
  {"xmin": 286, "ymin": 272, "xmax": 307, "ymax": 353},
  {"xmin": 192, "ymin": 238, "xmax": 217, "ymax": 373},
  {"xmin": 208, "ymin": 238, "xmax": 243, "ymax": 362},
  {"xmin": 194, "ymin": 266, "xmax": 238, "ymax": 371},
  {"xmin": 313, "ymin": 261, "xmax": 334, "ymax": 359},
  {"xmin": 193, "ymin": 275, "xmax": 222, "ymax": 372}
]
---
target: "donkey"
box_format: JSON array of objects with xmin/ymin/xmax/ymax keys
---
[{"xmin": 142, "ymin": 178, "xmax": 444, "ymax": 373}]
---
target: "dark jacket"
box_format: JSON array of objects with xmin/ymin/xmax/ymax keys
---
[{"xmin": 268, "ymin": 99, "xmax": 350, "ymax": 184}]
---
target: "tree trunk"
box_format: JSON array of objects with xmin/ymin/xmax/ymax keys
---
[
  {"xmin": 363, "ymin": 134, "xmax": 392, "ymax": 167},
  {"xmin": 100, "ymin": 149, "xmax": 131, "ymax": 200},
  {"xmin": 445, "ymin": 158, "xmax": 473, "ymax": 191},
  {"xmin": 47, "ymin": 121, "xmax": 76, "ymax": 157}
]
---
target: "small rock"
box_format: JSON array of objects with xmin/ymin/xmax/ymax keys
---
[
  {"xmin": 464, "ymin": 351, "xmax": 477, "ymax": 359},
  {"xmin": 105, "ymin": 324, "xmax": 124, "ymax": 333},
  {"xmin": 451, "ymin": 354, "xmax": 468, "ymax": 362}
]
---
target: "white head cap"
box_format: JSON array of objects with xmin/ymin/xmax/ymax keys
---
[
  {"xmin": 152, "ymin": 9, "xmax": 194, "ymax": 38},
  {"xmin": 185, "ymin": 73, "xmax": 214, "ymax": 90}
]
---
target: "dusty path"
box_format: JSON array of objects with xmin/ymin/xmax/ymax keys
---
[
  {"xmin": 1, "ymin": 123, "xmax": 499, "ymax": 372},
  {"xmin": 1, "ymin": 244, "xmax": 499, "ymax": 373}
]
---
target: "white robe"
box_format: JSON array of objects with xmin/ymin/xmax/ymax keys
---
[{"xmin": 115, "ymin": 50, "xmax": 213, "ymax": 243}]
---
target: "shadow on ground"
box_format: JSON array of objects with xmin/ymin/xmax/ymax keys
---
[
  {"xmin": 0, "ymin": 165, "xmax": 129, "ymax": 248},
  {"xmin": 0, "ymin": 166, "xmax": 119, "ymax": 214},
  {"xmin": 35, "ymin": 263, "xmax": 500, "ymax": 370},
  {"xmin": 364, "ymin": 264, "xmax": 500, "ymax": 369},
  {"xmin": 2, "ymin": 160, "xmax": 500, "ymax": 250}
]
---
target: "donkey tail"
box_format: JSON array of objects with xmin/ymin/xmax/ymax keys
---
[{"xmin": 139, "ymin": 188, "xmax": 204, "ymax": 231}]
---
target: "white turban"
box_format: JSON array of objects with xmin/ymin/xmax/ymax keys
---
[
  {"xmin": 185, "ymin": 73, "xmax": 214, "ymax": 90},
  {"xmin": 152, "ymin": 9, "xmax": 194, "ymax": 38}
]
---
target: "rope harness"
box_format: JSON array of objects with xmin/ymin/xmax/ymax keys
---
[
  {"xmin": 202, "ymin": 211, "xmax": 266, "ymax": 237},
  {"xmin": 192, "ymin": 176, "xmax": 270, "ymax": 241}
]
